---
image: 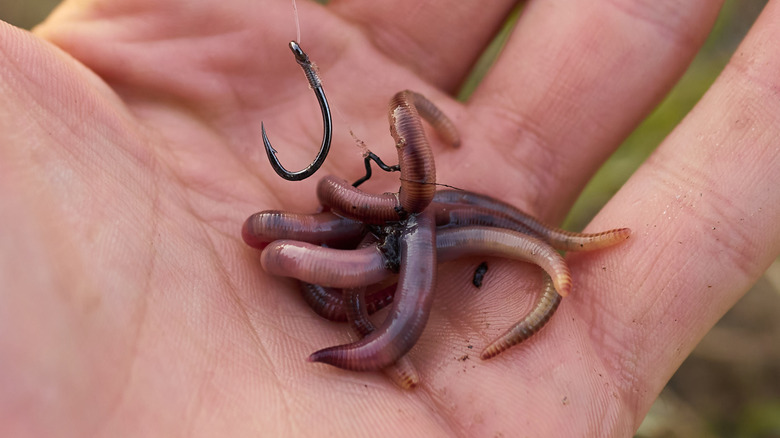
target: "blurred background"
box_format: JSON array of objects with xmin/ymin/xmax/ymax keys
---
[{"xmin": 1, "ymin": 1, "xmax": 778, "ymax": 436}]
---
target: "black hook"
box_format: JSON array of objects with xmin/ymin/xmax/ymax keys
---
[{"xmin": 262, "ymin": 41, "xmax": 333, "ymax": 181}]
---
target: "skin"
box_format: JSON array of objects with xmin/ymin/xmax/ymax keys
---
[{"xmin": 1, "ymin": 0, "xmax": 779, "ymax": 437}]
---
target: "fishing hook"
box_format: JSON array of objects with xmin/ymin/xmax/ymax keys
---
[{"xmin": 262, "ymin": 41, "xmax": 333, "ymax": 181}]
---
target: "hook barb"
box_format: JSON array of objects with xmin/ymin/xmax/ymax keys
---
[{"xmin": 262, "ymin": 41, "xmax": 333, "ymax": 181}]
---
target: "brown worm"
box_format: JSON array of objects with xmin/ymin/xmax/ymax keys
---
[
  {"xmin": 389, "ymin": 91, "xmax": 437, "ymax": 214},
  {"xmin": 317, "ymin": 91, "xmax": 459, "ymax": 223},
  {"xmin": 308, "ymin": 210, "xmax": 437, "ymax": 371},
  {"xmin": 431, "ymin": 203, "xmax": 541, "ymax": 239},
  {"xmin": 242, "ymin": 210, "xmax": 366, "ymax": 249},
  {"xmin": 436, "ymin": 226, "xmax": 572, "ymax": 297},
  {"xmin": 298, "ymin": 281, "xmax": 396, "ymax": 322},
  {"xmin": 344, "ymin": 285, "xmax": 420, "ymax": 389},
  {"xmin": 316, "ymin": 175, "xmax": 401, "ymax": 224},
  {"xmin": 480, "ymin": 273, "xmax": 561, "ymax": 359},
  {"xmin": 260, "ymin": 242, "xmax": 391, "ymax": 288},
  {"xmin": 340, "ymin": 234, "xmax": 420, "ymax": 389},
  {"xmin": 433, "ymin": 190, "xmax": 631, "ymax": 251},
  {"xmin": 405, "ymin": 91, "xmax": 461, "ymax": 149}
]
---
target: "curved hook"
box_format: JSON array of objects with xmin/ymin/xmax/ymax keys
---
[{"xmin": 262, "ymin": 41, "xmax": 333, "ymax": 181}]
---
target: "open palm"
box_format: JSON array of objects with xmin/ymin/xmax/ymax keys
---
[{"xmin": 3, "ymin": 0, "xmax": 779, "ymax": 436}]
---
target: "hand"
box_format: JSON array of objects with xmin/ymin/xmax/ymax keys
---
[{"xmin": 2, "ymin": 0, "xmax": 778, "ymax": 436}]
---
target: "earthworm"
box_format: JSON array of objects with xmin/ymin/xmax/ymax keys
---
[
  {"xmin": 436, "ymin": 226, "xmax": 572, "ymax": 297},
  {"xmin": 298, "ymin": 281, "xmax": 396, "ymax": 322},
  {"xmin": 433, "ymin": 190, "xmax": 631, "ymax": 251},
  {"xmin": 316, "ymin": 175, "xmax": 402, "ymax": 224},
  {"xmin": 405, "ymin": 91, "xmax": 460, "ymax": 149},
  {"xmin": 344, "ymin": 285, "xmax": 420, "ymax": 389},
  {"xmin": 260, "ymin": 242, "xmax": 391, "ymax": 288},
  {"xmin": 308, "ymin": 210, "xmax": 437, "ymax": 371},
  {"xmin": 480, "ymin": 273, "xmax": 561, "ymax": 359},
  {"xmin": 389, "ymin": 91, "xmax": 437, "ymax": 214},
  {"xmin": 318, "ymin": 91, "xmax": 458, "ymax": 222},
  {"xmin": 242, "ymin": 210, "xmax": 365, "ymax": 249},
  {"xmin": 431, "ymin": 203, "xmax": 541, "ymax": 239}
]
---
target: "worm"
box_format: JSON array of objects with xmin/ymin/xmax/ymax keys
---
[
  {"xmin": 480, "ymin": 273, "xmax": 561, "ymax": 359},
  {"xmin": 433, "ymin": 190, "xmax": 631, "ymax": 251},
  {"xmin": 242, "ymin": 210, "xmax": 365, "ymax": 249},
  {"xmin": 318, "ymin": 91, "xmax": 459, "ymax": 222},
  {"xmin": 260, "ymin": 242, "xmax": 391, "ymax": 288},
  {"xmin": 436, "ymin": 226, "xmax": 572, "ymax": 297},
  {"xmin": 316, "ymin": 175, "xmax": 402, "ymax": 224},
  {"xmin": 298, "ymin": 281, "xmax": 396, "ymax": 322},
  {"xmin": 308, "ymin": 210, "xmax": 437, "ymax": 371}
]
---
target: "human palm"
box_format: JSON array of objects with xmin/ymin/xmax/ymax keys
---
[{"xmin": 3, "ymin": 0, "xmax": 779, "ymax": 436}]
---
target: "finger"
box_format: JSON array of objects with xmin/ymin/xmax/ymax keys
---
[
  {"xmin": 570, "ymin": 0, "xmax": 780, "ymax": 420},
  {"xmin": 328, "ymin": 0, "xmax": 516, "ymax": 93},
  {"xmin": 468, "ymin": 0, "xmax": 724, "ymax": 221}
]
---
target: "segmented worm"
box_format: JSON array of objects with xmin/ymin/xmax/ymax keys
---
[
  {"xmin": 436, "ymin": 226, "xmax": 572, "ymax": 297},
  {"xmin": 389, "ymin": 91, "xmax": 438, "ymax": 214},
  {"xmin": 301, "ymin": 232, "xmax": 421, "ymax": 388},
  {"xmin": 433, "ymin": 190, "xmax": 631, "ymax": 251},
  {"xmin": 290, "ymin": 219, "xmax": 573, "ymax": 315},
  {"xmin": 404, "ymin": 91, "xmax": 460, "ymax": 149},
  {"xmin": 344, "ymin": 284, "xmax": 420, "ymax": 389},
  {"xmin": 260, "ymin": 242, "xmax": 391, "ymax": 288},
  {"xmin": 316, "ymin": 175, "xmax": 402, "ymax": 224},
  {"xmin": 242, "ymin": 210, "xmax": 365, "ymax": 249},
  {"xmin": 308, "ymin": 210, "xmax": 437, "ymax": 371},
  {"xmin": 298, "ymin": 281, "xmax": 396, "ymax": 322},
  {"xmin": 318, "ymin": 91, "xmax": 459, "ymax": 221},
  {"xmin": 480, "ymin": 273, "xmax": 561, "ymax": 359}
]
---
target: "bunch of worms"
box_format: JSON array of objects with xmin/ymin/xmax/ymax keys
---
[{"xmin": 243, "ymin": 90, "xmax": 630, "ymax": 389}]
